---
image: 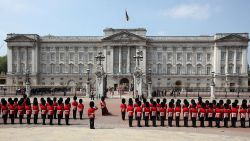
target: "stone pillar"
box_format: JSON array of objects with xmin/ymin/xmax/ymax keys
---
[
  {"xmin": 233, "ymin": 49, "xmax": 237, "ymax": 74},
  {"xmin": 85, "ymin": 82, "xmax": 90, "ymax": 98},
  {"xmin": 225, "ymin": 47, "xmax": 228, "ymax": 74},
  {"xmin": 148, "ymin": 82, "xmax": 152, "ymax": 98},
  {"xmin": 7, "ymin": 46, "xmax": 12, "ymax": 73},
  {"xmin": 142, "ymin": 46, "xmax": 146, "ymax": 74},
  {"xmin": 17, "ymin": 48, "xmax": 20, "ymax": 73},
  {"xmin": 103, "ymin": 47, "xmax": 107, "ymax": 72},
  {"xmin": 210, "ymin": 85, "xmax": 215, "ymax": 100},
  {"xmin": 242, "ymin": 47, "xmax": 248, "ymax": 74},
  {"xmin": 25, "ymin": 47, "xmax": 28, "ymax": 70},
  {"xmin": 119, "ymin": 46, "xmax": 122, "ymax": 73},
  {"xmin": 213, "ymin": 45, "xmax": 221, "ymax": 74},
  {"xmin": 127, "ymin": 47, "xmax": 130, "ymax": 73},
  {"xmin": 108, "ymin": 46, "xmax": 114, "ymax": 74}
]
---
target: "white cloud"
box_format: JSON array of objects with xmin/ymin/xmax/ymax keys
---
[{"xmin": 166, "ymin": 3, "xmax": 211, "ymax": 20}]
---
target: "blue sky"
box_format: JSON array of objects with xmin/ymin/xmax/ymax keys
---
[{"xmin": 0, "ymin": 0, "xmax": 250, "ymax": 62}]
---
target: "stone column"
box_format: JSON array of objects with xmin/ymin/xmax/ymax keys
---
[
  {"xmin": 119, "ymin": 46, "xmax": 122, "ymax": 73},
  {"xmin": 103, "ymin": 47, "xmax": 107, "ymax": 72},
  {"xmin": 109, "ymin": 46, "xmax": 114, "ymax": 74},
  {"xmin": 213, "ymin": 45, "xmax": 221, "ymax": 74},
  {"xmin": 142, "ymin": 46, "xmax": 146, "ymax": 74},
  {"xmin": 127, "ymin": 46, "xmax": 130, "ymax": 73},
  {"xmin": 242, "ymin": 47, "xmax": 248, "ymax": 74},
  {"xmin": 148, "ymin": 82, "xmax": 152, "ymax": 98},
  {"xmin": 233, "ymin": 49, "xmax": 237, "ymax": 74},
  {"xmin": 17, "ymin": 48, "xmax": 20, "ymax": 73},
  {"xmin": 225, "ymin": 47, "xmax": 228, "ymax": 74},
  {"xmin": 7, "ymin": 46, "xmax": 12, "ymax": 73},
  {"xmin": 25, "ymin": 47, "xmax": 28, "ymax": 71}
]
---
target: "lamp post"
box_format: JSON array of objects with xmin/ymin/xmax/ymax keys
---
[
  {"xmin": 133, "ymin": 51, "xmax": 143, "ymax": 98},
  {"xmin": 210, "ymin": 71, "xmax": 215, "ymax": 99},
  {"xmin": 95, "ymin": 51, "xmax": 105, "ymax": 99},
  {"xmin": 25, "ymin": 69, "xmax": 31, "ymax": 97},
  {"xmin": 237, "ymin": 73, "xmax": 240, "ymax": 98},
  {"xmin": 148, "ymin": 68, "xmax": 152, "ymax": 98}
]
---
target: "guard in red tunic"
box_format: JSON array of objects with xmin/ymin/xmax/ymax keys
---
[
  {"xmin": 32, "ymin": 98, "xmax": 39, "ymax": 124},
  {"xmin": 231, "ymin": 102, "xmax": 238, "ymax": 128},
  {"xmin": 207, "ymin": 103, "xmax": 214, "ymax": 127},
  {"xmin": 239, "ymin": 101, "xmax": 247, "ymax": 128},
  {"xmin": 1, "ymin": 99, "xmax": 8, "ymax": 124},
  {"xmin": 142, "ymin": 98, "xmax": 147, "ymax": 120},
  {"xmin": 48, "ymin": 100, "xmax": 54, "ymax": 125},
  {"xmin": 135, "ymin": 101, "xmax": 142, "ymax": 127},
  {"xmin": 25, "ymin": 99, "xmax": 32, "ymax": 124},
  {"xmin": 9, "ymin": 99, "xmax": 15, "ymax": 124},
  {"xmin": 163, "ymin": 98, "xmax": 167, "ymax": 120},
  {"xmin": 100, "ymin": 96, "xmax": 109, "ymax": 116},
  {"xmin": 120, "ymin": 98, "xmax": 127, "ymax": 120},
  {"xmin": 134, "ymin": 98, "xmax": 139, "ymax": 120},
  {"xmin": 199, "ymin": 103, "xmax": 206, "ymax": 127},
  {"xmin": 88, "ymin": 101, "xmax": 98, "ymax": 129},
  {"xmin": 78, "ymin": 99, "xmax": 84, "ymax": 120},
  {"xmin": 191, "ymin": 103, "xmax": 198, "ymax": 127},
  {"xmin": 56, "ymin": 100, "xmax": 63, "ymax": 125},
  {"xmin": 183, "ymin": 101, "xmax": 189, "ymax": 127},
  {"xmin": 223, "ymin": 103, "xmax": 230, "ymax": 128},
  {"xmin": 156, "ymin": 99, "xmax": 161, "ymax": 120},
  {"xmin": 64, "ymin": 99, "xmax": 70, "ymax": 125},
  {"xmin": 175, "ymin": 101, "xmax": 181, "ymax": 127},
  {"xmin": 160, "ymin": 102, "xmax": 166, "ymax": 126},
  {"xmin": 40, "ymin": 99, "xmax": 47, "ymax": 125},
  {"xmin": 144, "ymin": 102, "xmax": 150, "ymax": 127},
  {"xmin": 151, "ymin": 101, "xmax": 157, "ymax": 127},
  {"xmin": 127, "ymin": 98, "xmax": 134, "ymax": 127},
  {"xmin": 215, "ymin": 103, "xmax": 222, "ymax": 128},
  {"xmin": 72, "ymin": 96, "xmax": 78, "ymax": 119},
  {"xmin": 53, "ymin": 97, "xmax": 58, "ymax": 119},
  {"xmin": 18, "ymin": 99, "xmax": 25, "ymax": 124},
  {"xmin": 13, "ymin": 98, "xmax": 18, "ymax": 118},
  {"xmin": 167, "ymin": 102, "xmax": 174, "ymax": 127}
]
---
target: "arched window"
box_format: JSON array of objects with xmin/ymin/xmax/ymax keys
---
[
  {"xmin": 59, "ymin": 64, "xmax": 65, "ymax": 73},
  {"xmin": 197, "ymin": 64, "xmax": 202, "ymax": 75},
  {"xmin": 167, "ymin": 64, "xmax": 172, "ymax": 75},
  {"xmin": 228, "ymin": 64, "xmax": 234, "ymax": 74},
  {"xmin": 69, "ymin": 64, "xmax": 74, "ymax": 74},
  {"xmin": 157, "ymin": 64, "xmax": 162, "ymax": 74},
  {"xmin": 187, "ymin": 64, "xmax": 192, "ymax": 75},
  {"xmin": 177, "ymin": 64, "xmax": 182, "ymax": 75},
  {"xmin": 206, "ymin": 65, "xmax": 212, "ymax": 75}
]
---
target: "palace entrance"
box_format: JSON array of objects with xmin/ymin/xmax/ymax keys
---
[{"xmin": 120, "ymin": 78, "xmax": 129, "ymax": 91}]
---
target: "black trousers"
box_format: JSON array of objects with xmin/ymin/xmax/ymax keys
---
[
  {"xmin": 19, "ymin": 115, "xmax": 23, "ymax": 124},
  {"xmin": 79, "ymin": 111, "xmax": 83, "ymax": 119},
  {"xmin": 208, "ymin": 117, "xmax": 213, "ymax": 127},
  {"xmin": 224, "ymin": 118, "xmax": 229, "ymax": 128},
  {"xmin": 137, "ymin": 116, "xmax": 142, "ymax": 127},
  {"xmin": 54, "ymin": 110, "xmax": 57, "ymax": 119},
  {"xmin": 231, "ymin": 117, "xmax": 237, "ymax": 128},
  {"xmin": 89, "ymin": 118, "xmax": 95, "ymax": 129},
  {"xmin": 10, "ymin": 114, "xmax": 14, "ymax": 124},
  {"xmin": 240, "ymin": 118, "xmax": 246, "ymax": 128},
  {"xmin": 129, "ymin": 116, "xmax": 133, "ymax": 127},
  {"xmin": 41, "ymin": 114, "xmax": 46, "ymax": 125},
  {"xmin": 49, "ymin": 115, "xmax": 53, "ymax": 125},
  {"xmin": 58, "ymin": 114, "xmax": 62, "ymax": 125},
  {"xmin": 152, "ymin": 116, "xmax": 156, "ymax": 127},
  {"xmin": 160, "ymin": 116, "xmax": 165, "ymax": 126},
  {"xmin": 200, "ymin": 117, "xmax": 205, "ymax": 127},
  {"xmin": 65, "ymin": 115, "xmax": 69, "ymax": 125},
  {"xmin": 27, "ymin": 115, "xmax": 31, "ymax": 124},
  {"xmin": 157, "ymin": 111, "xmax": 160, "ymax": 120},
  {"xmin": 34, "ymin": 114, "xmax": 38, "ymax": 124},
  {"xmin": 191, "ymin": 117, "xmax": 196, "ymax": 127},
  {"xmin": 215, "ymin": 118, "xmax": 220, "ymax": 127},
  {"xmin": 90, "ymin": 95, "xmax": 94, "ymax": 100},
  {"xmin": 73, "ymin": 109, "xmax": 77, "ymax": 119},
  {"xmin": 176, "ymin": 116, "xmax": 180, "ymax": 127},
  {"xmin": 121, "ymin": 112, "xmax": 125, "ymax": 120},
  {"xmin": 2, "ymin": 114, "xmax": 8, "ymax": 124},
  {"xmin": 184, "ymin": 117, "xmax": 188, "ymax": 127},
  {"xmin": 168, "ymin": 117, "xmax": 173, "ymax": 127},
  {"xmin": 144, "ymin": 116, "xmax": 149, "ymax": 127}
]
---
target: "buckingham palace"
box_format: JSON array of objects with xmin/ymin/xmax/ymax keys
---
[{"xmin": 5, "ymin": 28, "xmax": 249, "ymax": 94}]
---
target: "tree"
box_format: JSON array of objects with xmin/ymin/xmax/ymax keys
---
[{"xmin": 0, "ymin": 55, "xmax": 7, "ymax": 73}]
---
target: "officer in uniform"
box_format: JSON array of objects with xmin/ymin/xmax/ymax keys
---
[
  {"xmin": 56, "ymin": 100, "xmax": 63, "ymax": 125},
  {"xmin": 231, "ymin": 102, "xmax": 238, "ymax": 128},
  {"xmin": 199, "ymin": 103, "xmax": 206, "ymax": 127},
  {"xmin": 183, "ymin": 101, "xmax": 189, "ymax": 127},
  {"xmin": 127, "ymin": 98, "xmax": 134, "ymax": 127},
  {"xmin": 78, "ymin": 99, "xmax": 84, "ymax": 120},
  {"xmin": 191, "ymin": 103, "xmax": 198, "ymax": 127},
  {"xmin": 167, "ymin": 102, "xmax": 174, "ymax": 127},
  {"xmin": 1, "ymin": 99, "xmax": 8, "ymax": 124},
  {"xmin": 223, "ymin": 103, "xmax": 230, "ymax": 128},
  {"xmin": 40, "ymin": 99, "xmax": 47, "ymax": 125},
  {"xmin": 9, "ymin": 99, "xmax": 15, "ymax": 124},
  {"xmin": 135, "ymin": 101, "xmax": 142, "ymax": 127},
  {"xmin": 88, "ymin": 101, "xmax": 98, "ymax": 129},
  {"xmin": 53, "ymin": 97, "xmax": 58, "ymax": 119},
  {"xmin": 215, "ymin": 103, "xmax": 222, "ymax": 128},
  {"xmin": 25, "ymin": 99, "xmax": 32, "ymax": 124},
  {"xmin": 239, "ymin": 100, "xmax": 247, "ymax": 128},
  {"xmin": 151, "ymin": 101, "xmax": 157, "ymax": 127},
  {"xmin": 48, "ymin": 100, "xmax": 54, "ymax": 125},
  {"xmin": 72, "ymin": 96, "xmax": 78, "ymax": 119},
  {"xmin": 160, "ymin": 102, "xmax": 166, "ymax": 127},
  {"xmin": 17, "ymin": 99, "xmax": 24, "ymax": 124},
  {"xmin": 144, "ymin": 102, "xmax": 150, "ymax": 127},
  {"xmin": 175, "ymin": 101, "xmax": 181, "ymax": 127},
  {"xmin": 32, "ymin": 98, "xmax": 39, "ymax": 124},
  {"xmin": 120, "ymin": 98, "xmax": 127, "ymax": 120},
  {"xmin": 64, "ymin": 99, "xmax": 70, "ymax": 125},
  {"xmin": 156, "ymin": 99, "xmax": 161, "ymax": 120}
]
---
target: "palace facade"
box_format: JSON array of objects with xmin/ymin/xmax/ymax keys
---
[{"xmin": 5, "ymin": 28, "xmax": 249, "ymax": 93}]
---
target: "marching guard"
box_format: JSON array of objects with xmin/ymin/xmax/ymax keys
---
[
  {"xmin": 78, "ymin": 99, "xmax": 84, "ymax": 120},
  {"xmin": 120, "ymin": 98, "xmax": 127, "ymax": 120},
  {"xmin": 88, "ymin": 101, "xmax": 98, "ymax": 129}
]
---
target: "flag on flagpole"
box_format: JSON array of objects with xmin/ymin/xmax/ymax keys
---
[{"xmin": 125, "ymin": 10, "xmax": 129, "ymax": 21}]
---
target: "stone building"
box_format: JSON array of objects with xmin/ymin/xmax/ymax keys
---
[{"xmin": 5, "ymin": 28, "xmax": 249, "ymax": 93}]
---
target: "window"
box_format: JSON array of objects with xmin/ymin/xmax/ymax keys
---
[
  {"xmin": 50, "ymin": 64, "xmax": 55, "ymax": 74},
  {"xmin": 228, "ymin": 51, "xmax": 234, "ymax": 60},
  {"xmin": 187, "ymin": 53, "xmax": 192, "ymax": 61},
  {"xmin": 69, "ymin": 52, "xmax": 74, "ymax": 61},
  {"xmin": 28, "ymin": 51, "xmax": 32, "ymax": 61},
  {"xmin": 20, "ymin": 51, "xmax": 25, "ymax": 61},
  {"xmin": 207, "ymin": 54, "xmax": 211, "ymax": 61},
  {"xmin": 187, "ymin": 64, "xmax": 192, "ymax": 75},
  {"xmin": 197, "ymin": 65, "xmax": 202, "ymax": 75},
  {"xmin": 236, "ymin": 66, "xmax": 241, "ymax": 74},
  {"xmin": 88, "ymin": 52, "xmax": 93, "ymax": 61},
  {"xmin": 167, "ymin": 53, "xmax": 172, "ymax": 61},
  {"xmin": 197, "ymin": 53, "xmax": 202, "ymax": 61},
  {"xmin": 50, "ymin": 53, "xmax": 55, "ymax": 61},
  {"xmin": 69, "ymin": 64, "xmax": 74, "ymax": 73},
  {"xmin": 79, "ymin": 52, "xmax": 84, "ymax": 61},
  {"xmin": 60, "ymin": 53, "xmax": 65, "ymax": 61},
  {"xmin": 228, "ymin": 65, "xmax": 233, "ymax": 74},
  {"xmin": 236, "ymin": 52, "xmax": 242, "ymax": 60},
  {"xmin": 157, "ymin": 64, "xmax": 162, "ymax": 74},
  {"xmin": 12, "ymin": 64, "xmax": 17, "ymax": 73},
  {"xmin": 177, "ymin": 65, "xmax": 181, "ymax": 75},
  {"xmin": 167, "ymin": 64, "xmax": 172, "ymax": 74},
  {"xmin": 221, "ymin": 66, "xmax": 225, "ymax": 74},
  {"xmin": 177, "ymin": 53, "xmax": 182, "ymax": 61},
  {"xmin": 41, "ymin": 64, "xmax": 46, "ymax": 73},
  {"xmin": 206, "ymin": 66, "xmax": 211, "ymax": 75},
  {"xmin": 20, "ymin": 63, "xmax": 25, "ymax": 73},
  {"xmin": 59, "ymin": 64, "xmax": 65, "ymax": 73},
  {"xmin": 41, "ymin": 53, "xmax": 46, "ymax": 61},
  {"xmin": 157, "ymin": 52, "xmax": 162, "ymax": 62},
  {"xmin": 221, "ymin": 51, "xmax": 226, "ymax": 60}
]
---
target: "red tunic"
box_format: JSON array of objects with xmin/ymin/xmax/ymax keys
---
[
  {"xmin": 25, "ymin": 105, "xmax": 32, "ymax": 115},
  {"xmin": 215, "ymin": 108, "xmax": 222, "ymax": 118},
  {"xmin": 239, "ymin": 108, "xmax": 247, "ymax": 119},
  {"xmin": 56, "ymin": 105, "xmax": 63, "ymax": 115},
  {"xmin": 78, "ymin": 103, "xmax": 84, "ymax": 112},
  {"xmin": 72, "ymin": 101, "xmax": 78, "ymax": 110},
  {"xmin": 167, "ymin": 108, "xmax": 174, "ymax": 117},
  {"xmin": 151, "ymin": 107, "xmax": 157, "ymax": 117},
  {"xmin": 127, "ymin": 105, "xmax": 134, "ymax": 117},
  {"xmin": 144, "ymin": 107, "xmax": 150, "ymax": 117},
  {"xmin": 40, "ymin": 104, "xmax": 47, "ymax": 115},
  {"xmin": 231, "ymin": 108, "xmax": 238, "ymax": 118},
  {"xmin": 53, "ymin": 101, "xmax": 58, "ymax": 110},
  {"xmin": 156, "ymin": 103, "xmax": 161, "ymax": 112},
  {"xmin": 120, "ymin": 103, "xmax": 127, "ymax": 112},
  {"xmin": 183, "ymin": 107, "xmax": 189, "ymax": 117},
  {"xmin": 199, "ymin": 108, "xmax": 206, "ymax": 118},
  {"xmin": 32, "ymin": 105, "xmax": 39, "ymax": 115},
  {"xmin": 88, "ymin": 107, "xmax": 98, "ymax": 118},
  {"xmin": 17, "ymin": 105, "xmax": 24, "ymax": 115},
  {"xmin": 190, "ymin": 108, "xmax": 198, "ymax": 118},
  {"xmin": 135, "ymin": 107, "xmax": 142, "ymax": 117},
  {"xmin": 64, "ymin": 105, "xmax": 70, "ymax": 115},
  {"xmin": 1, "ymin": 105, "xmax": 8, "ymax": 115},
  {"xmin": 9, "ymin": 105, "xmax": 15, "ymax": 115},
  {"xmin": 47, "ymin": 105, "xmax": 54, "ymax": 115},
  {"xmin": 175, "ymin": 107, "xmax": 181, "ymax": 117},
  {"xmin": 100, "ymin": 101, "xmax": 106, "ymax": 109},
  {"xmin": 159, "ymin": 107, "xmax": 166, "ymax": 117},
  {"xmin": 223, "ymin": 109, "xmax": 231, "ymax": 118}
]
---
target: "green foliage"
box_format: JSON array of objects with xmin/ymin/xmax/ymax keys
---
[{"xmin": 0, "ymin": 55, "xmax": 7, "ymax": 73}]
